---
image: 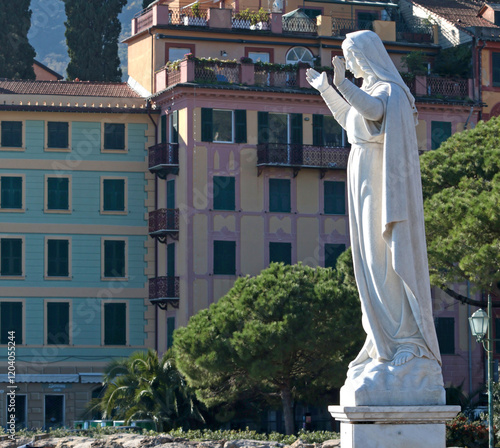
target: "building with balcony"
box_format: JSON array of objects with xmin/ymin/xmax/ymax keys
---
[
  {"xmin": 0, "ymin": 80, "xmax": 156, "ymax": 428},
  {"xmin": 125, "ymin": 0, "xmax": 485, "ymax": 427}
]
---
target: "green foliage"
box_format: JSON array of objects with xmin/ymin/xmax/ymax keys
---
[
  {"xmin": 420, "ymin": 117, "xmax": 500, "ymax": 297},
  {"xmin": 433, "ymin": 44, "xmax": 472, "ymax": 78},
  {"xmin": 142, "ymin": 0, "xmax": 152, "ymax": 9},
  {"xmin": 174, "ymin": 261, "xmax": 363, "ymax": 434},
  {"xmin": 85, "ymin": 349, "xmax": 205, "ymax": 432},
  {"xmin": 446, "ymin": 414, "xmax": 492, "ymax": 447},
  {"xmin": 234, "ymin": 8, "xmax": 269, "ymax": 25},
  {"xmin": 190, "ymin": 2, "xmax": 202, "ymax": 18},
  {"xmin": 63, "ymin": 0, "xmax": 127, "ymax": 81},
  {"xmin": 0, "ymin": 0, "xmax": 36, "ymax": 79},
  {"xmin": 401, "ymin": 50, "xmax": 428, "ymax": 76}
]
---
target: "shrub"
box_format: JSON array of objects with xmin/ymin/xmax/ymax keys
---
[{"xmin": 446, "ymin": 414, "xmax": 492, "ymax": 447}]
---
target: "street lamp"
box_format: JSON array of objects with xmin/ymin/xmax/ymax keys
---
[
  {"xmin": 468, "ymin": 294, "xmax": 494, "ymax": 448},
  {"xmin": 469, "ymin": 308, "xmax": 489, "ymax": 342}
]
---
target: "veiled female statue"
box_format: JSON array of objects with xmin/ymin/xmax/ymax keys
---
[{"xmin": 307, "ymin": 30, "xmax": 445, "ymax": 405}]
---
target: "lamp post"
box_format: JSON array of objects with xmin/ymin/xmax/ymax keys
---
[{"xmin": 468, "ymin": 293, "xmax": 494, "ymax": 448}]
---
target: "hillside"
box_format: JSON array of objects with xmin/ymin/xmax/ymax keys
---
[{"xmin": 27, "ymin": 0, "xmax": 143, "ymax": 80}]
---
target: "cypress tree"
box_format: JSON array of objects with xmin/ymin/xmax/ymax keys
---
[
  {"xmin": 0, "ymin": 1, "xmax": 36, "ymax": 79},
  {"xmin": 64, "ymin": 0, "xmax": 127, "ymax": 82}
]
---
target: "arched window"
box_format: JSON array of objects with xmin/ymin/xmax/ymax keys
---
[{"xmin": 285, "ymin": 47, "xmax": 314, "ymax": 65}]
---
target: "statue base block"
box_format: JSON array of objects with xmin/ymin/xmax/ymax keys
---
[{"xmin": 329, "ymin": 405, "xmax": 460, "ymax": 448}]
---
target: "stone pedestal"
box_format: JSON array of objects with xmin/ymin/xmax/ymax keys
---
[{"xmin": 329, "ymin": 405, "xmax": 460, "ymax": 448}]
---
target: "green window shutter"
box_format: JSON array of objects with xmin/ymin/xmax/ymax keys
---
[
  {"xmin": 171, "ymin": 110, "xmax": 179, "ymax": 143},
  {"xmin": 167, "ymin": 179, "xmax": 175, "ymax": 209},
  {"xmin": 494, "ymin": 53, "xmax": 500, "ymax": 86},
  {"xmin": 103, "ymin": 179, "xmax": 125, "ymax": 211},
  {"xmin": 104, "ymin": 240, "xmax": 126, "ymax": 278},
  {"xmin": 269, "ymin": 179, "xmax": 291, "ymax": 213},
  {"xmin": 324, "ymin": 243, "xmax": 346, "ymax": 268},
  {"xmin": 1, "ymin": 176, "xmax": 22, "ymax": 209},
  {"xmin": 313, "ymin": 114, "xmax": 324, "ymax": 146},
  {"xmin": 431, "ymin": 121, "xmax": 452, "ymax": 150},
  {"xmin": 324, "ymin": 181, "xmax": 345, "ymax": 214},
  {"xmin": 235, "ymin": 109, "xmax": 247, "ymax": 143},
  {"xmin": 161, "ymin": 114, "xmax": 167, "ymax": 143},
  {"xmin": 47, "ymin": 122, "xmax": 69, "ymax": 148},
  {"xmin": 47, "ymin": 302, "xmax": 70, "ymax": 345},
  {"xmin": 290, "ymin": 113, "xmax": 303, "ymax": 145},
  {"xmin": 1, "ymin": 121, "xmax": 22, "ymax": 147},
  {"xmin": 496, "ymin": 318, "xmax": 500, "ymax": 354},
  {"xmin": 435, "ymin": 317, "xmax": 455, "ymax": 355},
  {"xmin": 269, "ymin": 242, "xmax": 292, "ymax": 265},
  {"xmin": 213, "ymin": 176, "xmax": 235, "ymax": 210},
  {"xmin": 258, "ymin": 111, "xmax": 269, "ymax": 144},
  {"xmin": 104, "ymin": 303, "xmax": 127, "ymax": 345},
  {"xmin": 213, "ymin": 240, "xmax": 236, "ymax": 275},
  {"xmin": 47, "ymin": 177, "xmax": 69, "ymax": 210},
  {"xmin": 201, "ymin": 108, "xmax": 213, "ymax": 142},
  {"xmin": 1, "ymin": 238, "xmax": 22, "ymax": 276},
  {"xmin": 167, "ymin": 243, "xmax": 175, "ymax": 277},
  {"xmin": 0, "ymin": 302, "xmax": 22, "ymax": 344},
  {"xmin": 167, "ymin": 316, "xmax": 175, "ymax": 349},
  {"xmin": 104, "ymin": 123, "xmax": 125, "ymax": 150},
  {"xmin": 47, "ymin": 240, "xmax": 69, "ymax": 277}
]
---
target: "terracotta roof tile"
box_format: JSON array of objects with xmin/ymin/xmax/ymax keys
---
[
  {"xmin": 410, "ymin": 0, "xmax": 500, "ymax": 29},
  {"xmin": 0, "ymin": 80, "xmax": 142, "ymax": 98}
]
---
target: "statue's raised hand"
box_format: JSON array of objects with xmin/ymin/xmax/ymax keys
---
[
  {"xmin": 306, "ymin": 68, "xmax": 329, "ymax": 93},
  {"xmin": 332, "ymin": 56, "xmax": 346, "ymax": 86}
]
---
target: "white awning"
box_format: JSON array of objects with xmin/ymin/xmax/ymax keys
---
[
  {"xmin": 79, "ymin": 373, "xmax": 104, "ymax": 384},
  {"xmin": 0, "ymin": 374, "xmax": 79, "ymax": 383}
]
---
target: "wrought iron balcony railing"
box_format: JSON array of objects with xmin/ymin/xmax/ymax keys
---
[
  {"xmin": 148, "ymin": 143, "xmax": 179, "ymax": 178},
  {"xmin": 149, "ymin": 276, "xmax": 180, "ymax": 309},
  {"xmin": 149, "ymin": 209, "xmax": 179, "ymax": 243},
  {"xmin": 257, "ymin": 143, "xmax": 350, "ymax": 176}
]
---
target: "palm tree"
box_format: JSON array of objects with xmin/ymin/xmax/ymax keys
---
[{"xmin": 85, "ymin": 349, "xmax": 205, "ymax": 431}]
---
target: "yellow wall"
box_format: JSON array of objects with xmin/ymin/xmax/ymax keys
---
[
  {"xmin": 240, "ymin": 216, "xmax": 265, "ymax": 275},
  {"xmin": 128, "ymin": 35, "xmax": 154, "ymax": 92}
]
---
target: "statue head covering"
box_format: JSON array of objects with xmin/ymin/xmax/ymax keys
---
[{"xmin": 342, "ymin": 30, "xmax": 417, "ymax": 120}]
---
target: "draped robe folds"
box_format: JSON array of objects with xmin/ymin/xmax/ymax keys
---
[{"xmin": 320, "ymin": 78, "xmax": 442, "ymax": 369}]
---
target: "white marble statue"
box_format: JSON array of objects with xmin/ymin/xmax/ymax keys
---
[{"xmin": 307, "ymin": 30, "xmax": 445, "ymax": 406}]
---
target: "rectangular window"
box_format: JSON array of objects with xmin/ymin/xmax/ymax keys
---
[
  {"xmin": 103, "ymin": 240, "xmax": 126, "ymax": 278},
  {"xmin": 161, "ymin": 114, "xmax": 167, "ymax": 144},
  {"xmin": 1, "ymin": 176, "xmax": 23, "ymax": 210},
  {"xmin": 102, "ymin": 178, "xmax": 126, "ymax": 212},
  {"xmin": 47, "ymin": 122, "xmax": 69, "ymax": 149},
  {"xmin": 248, "ymin": 52, "xmax": 270, "ymax": 63},
  {"xmin": 46, "ymin": 239, "xmax": 70, "ymax": 278},
  {"xmin": 47, "ymin": 302, "xmax": 70, "ymax": 345},
  {"xmin": 0, "ymin": 302, "xmax": 22, "ymax": 344},
  {"xmin": 213, "ymin": 240, "xmax": 236, "ymax": 275},
  {"xmin": 1, "ymin": 238, "xmax": 23, "ymax": 277},
  {"xmin": 167, "ymin": 316, "xmax": 175, "ymax": 349},
  {"xmin": 213, "ymin": 176, "xmax": 235, "ymax": 211},
  {"xmin": 435, "ymin": 317, "xmax": 455, "ymax": 355},
  {"xmin": 325, "ymin": 243, "xmax": 346, "ymax": 269},
  {"xmin": 46, "ymin": 177, "xmax": 70, "ymax": 211},
  {"xmin": 431, "ymin": 121, "xmax": 452, "ymax": 150},
  {"xmin": 324, "ymin": 181, "xmax": 346, "ymax": 215},
  {"xmin": 44, "ymin": 395, "xmax": 64, "ymax": 428},
  {"xmin": 493, "ymin": 52, "xmax": 500, "ymax": 87},
  {"xmin": 213, "ymin": 109, "xmax": 233, "ymax": 143},
  {"xmin": 313, "ymin": 115, "xmax": 344, "ymax": 147},
  {"xmin": 104, "ymin": 123, "xmax": 125, "ymax": 150},
  {"xmin": 170, "ymin": 110, "xmax": 179, "ymax": 144},
  {"xmin": 169, "ymin": 47, "xmax": 191, "ymax": 62},
  {"xmin": 266, "ymin": 113, "xmax": 288, "ymax": 144},
  {"xmin": 7, "ymin": 394, "xmax": 27, "ymax": 429},
  {"xmin": 104, "ymin": 303, "xmax": 127, "ymax": 345},
  {"xmin": 269, "ymin": 242, "xmax": 292, "ymax": 265},
  {"xmin": 269, "ymin": 179, "xmax": 291, "ymax": 213},
  {"xmin": 167, "ymin": 179, "xmax": 175, "ymax": 209},
  {"xmin": 1, "ymin": 121, "xmax": 22, "ymax": 148}
]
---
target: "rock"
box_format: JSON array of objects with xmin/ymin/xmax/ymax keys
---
[
  {"xmin": 320, "ymin": 441, "xmax": 340, "ymax": 448},
  {"xmin": 223, "ymin": 441, "xmax": 282, "ymax": 448}
]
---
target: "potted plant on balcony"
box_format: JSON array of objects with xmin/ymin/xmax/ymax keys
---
[
  {"xmin": 184, "ymin": 2, "xmax": 207, "ymax": 26},
  {"xmin": 249, "ymin": 8, "xmax": 270, "ymax": 30},
  {"xmin": 233, "ymin": 9, "xmax": 252, "ymax": 29}
]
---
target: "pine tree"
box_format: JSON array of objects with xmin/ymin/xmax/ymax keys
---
[
  {"xmin": 0, "ymin": 1, "xmax": 36, "ymax": 79},
  {"xmin": 63, "ymin": 0, "xmax": 127, "ymax": 82}
]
